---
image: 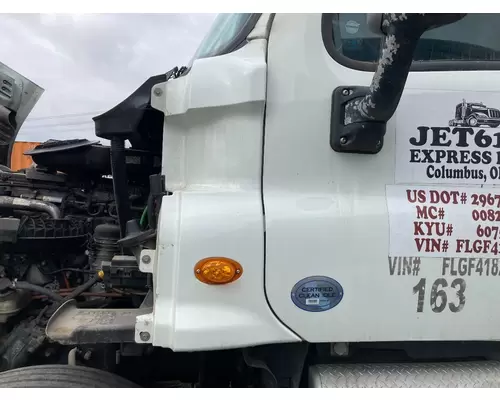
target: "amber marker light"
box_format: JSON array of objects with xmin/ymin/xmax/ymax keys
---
[{"xmin": 194, "ymin": 257, "xmax": 243, "ymax": 285}]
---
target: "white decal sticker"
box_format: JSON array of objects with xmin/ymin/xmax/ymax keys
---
[
  {"xmin": 387, "ymin": 185, "xmax": 500, "ymax": 258},
  {"xmin": 396, "ymin": 94, "xmax": 500, "ymax": 185}
]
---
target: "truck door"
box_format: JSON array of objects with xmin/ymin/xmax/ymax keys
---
[{"xmin": 263, "ymin": 14, "xmax": 500, "ymax": 342}]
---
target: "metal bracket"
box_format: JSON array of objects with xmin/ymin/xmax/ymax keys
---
[
  {"xmin": 330, "ymin": 86, "xmax": 386, "ymax": 154},
  {"xmin": 139, "ymin": 249, "xmax": 155, "ymax": 273},
  {"xmin": 46, "ymin": 300, "xmax": 152, "ymax": 345},
  {"xmin": 135, "ymin": 312, "xmax": 153, "ymax": 344}
]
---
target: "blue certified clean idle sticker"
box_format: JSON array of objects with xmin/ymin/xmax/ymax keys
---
[{"xmin": 291, "ymin": 276, "xmax": 343, "ymax": 312}]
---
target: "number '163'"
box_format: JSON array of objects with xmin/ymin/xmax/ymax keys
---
[{"xmin": 412, "ymin": 278, "xmax": 466, "ymax": 313}]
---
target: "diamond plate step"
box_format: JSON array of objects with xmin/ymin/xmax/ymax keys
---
[{"xmin": 309, "ymin": 361, "xmax": 500, "ymax": 388}]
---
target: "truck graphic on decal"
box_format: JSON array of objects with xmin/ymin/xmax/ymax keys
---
[{"xmin": 449, "ymin": 99, "xmax": 500, "ymax": 128}]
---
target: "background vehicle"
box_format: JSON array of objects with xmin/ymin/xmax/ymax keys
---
[{"xmin": 1, "ymin": 13, "xmax": 500, "ymax": 388}]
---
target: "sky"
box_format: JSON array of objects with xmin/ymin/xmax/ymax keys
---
[{"xmin": 0, "ymin": 13, "xmax": 216, "ymax": 142}]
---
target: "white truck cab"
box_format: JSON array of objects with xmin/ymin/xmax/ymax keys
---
[
  {"xmin": 2, "ymin": 13, "xmax": 500, "ymax": 388},
  {"xmin": 147, "ymin": 12, "xmax": 500, "ymax": 347}
]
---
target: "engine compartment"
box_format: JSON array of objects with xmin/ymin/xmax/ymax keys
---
[
  {"xmin": 0, "ymin": 70, "xmax": 171, "ymax": 374},
  {"xmin": 0, "ymin": 143, "xmax": 155, "ymax": 369}
]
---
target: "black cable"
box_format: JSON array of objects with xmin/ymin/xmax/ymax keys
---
[
  {"xmin": 10, "ymin": 281, "xmax": 64, "ymax": 302},
  {"xmin": 65, "ymin": 275, "xmax": 100, "ymax": 300}
]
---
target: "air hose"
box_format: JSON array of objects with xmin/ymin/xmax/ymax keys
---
[
  {"xmin": 9, "ymin": 281, "xmax": 64, "ymax": 302},
  {"xmin": 10, "ymin": 271, "xmax": 104, "ymax": 303}
]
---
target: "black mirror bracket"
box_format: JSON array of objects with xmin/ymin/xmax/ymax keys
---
[
  {"xmin": 330, "ymin": 86, "xmax": 386, "ymax": 154},
  {"xmin": 331, "ymin": 13, "xmax": 467, "ymax": 155}
]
